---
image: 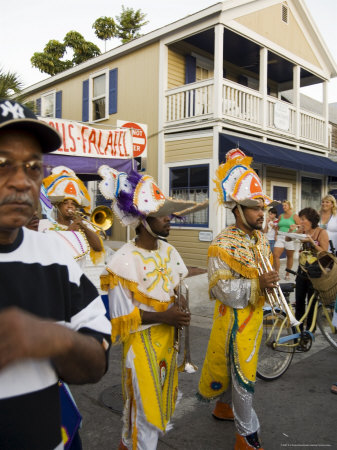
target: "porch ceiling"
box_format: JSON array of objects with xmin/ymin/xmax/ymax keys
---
[
  {"xmin": 219, "ymin": 133, "xmax": 337, "ymax": 176},
  {"xmin": 183, "ymin": 28, "xmax": 321, "ymax": 86}
]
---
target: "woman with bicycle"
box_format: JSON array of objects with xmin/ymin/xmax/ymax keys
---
[{"xmin": 294, "ymin": 207, "xmax": 329, "ymax": 331}]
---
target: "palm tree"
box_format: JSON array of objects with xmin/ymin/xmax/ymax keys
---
[{"xmin": 0, "ymin": 68, "xmax": 24, "ymax": 99}]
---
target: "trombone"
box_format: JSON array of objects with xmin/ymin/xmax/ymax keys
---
[
  {"xmin": 257, "ymin": 247, "xmax": 301, "ymax": 327},
  {"xmin": 174, "ymin": 273, "xmax": 198, "ymax": 374},
  {"xmin": 70, "ymin": 206, "xmax": 113, "ymax": 238}
]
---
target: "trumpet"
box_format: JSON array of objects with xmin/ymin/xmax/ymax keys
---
[
  {"xmin": 257, "ymin": 248, "xmax": 301, "ymax": 327},
  {"xmin": 174, "ymin": 273, "xmax": 198, "ymax": 374}
]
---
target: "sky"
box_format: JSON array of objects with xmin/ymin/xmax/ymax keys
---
[{"xmin": 1, "ymin": 0, "xmax": 337, "ymax": 102}]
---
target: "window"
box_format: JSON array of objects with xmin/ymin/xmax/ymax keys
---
[
  {"xmin": 83, "ymin": 69, "xmax": 118, "ymax": 122},
  {"xmin": 169, "ymin": 165, "xmax": 209, "ymax": 227},
  {"xmin": 301, "ymin": 177, "xmax": 322, "ymax": 211},
  {"xmin": 91, "ymin": 72, "xmax": 107, "ymax": 121},
  {"xmin": 41, "ymin": 92, "xmax": 55, "ymax": 117}
]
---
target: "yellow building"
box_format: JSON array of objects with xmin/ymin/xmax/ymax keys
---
[{"xmin": 23, "ymin": 0, "xmax": 337, "ymax": 268}]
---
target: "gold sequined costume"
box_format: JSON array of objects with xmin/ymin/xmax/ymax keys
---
[{"xmin": 198, "ymin": 226, "xmax": 270, "ymax": 436}]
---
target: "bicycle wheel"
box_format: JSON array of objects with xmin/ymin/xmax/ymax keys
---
[
  {"xmin": 317, "ymin": 301, "xmax": 337, "ymax": 351},
  {"xmin": 257, "ymin": 310, "xmax": 295, "ymax": 381}
]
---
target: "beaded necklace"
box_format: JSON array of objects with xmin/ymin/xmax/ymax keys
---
[{"xmin": 54, "ymin": 230, "xmax": 89, "ymax": 260}]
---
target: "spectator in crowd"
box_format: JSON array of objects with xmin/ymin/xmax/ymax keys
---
[
  {"xmin": 0, "ymin": 99, "xmax": 111, "ymax": 449},
  {"xmin": 273, "ymin": 200, "xmax": 300, "ymax": 279},
  {"xmin": 319, "ymin": 194, "xmax": 337, "ymax": 253},
  {"xmin": 263, "ymin": 207, "xmax": 278, "ymax": 252},
  {"xmin": 295, "ymin": 207, "xmax": 329, "ymax": 332}
]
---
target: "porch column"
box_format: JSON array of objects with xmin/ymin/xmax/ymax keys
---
[
  {"xmin": 259, "ymin": 47, "xmax": 268, "ymax": 130},
  {"xmin": 323, "ymin": 80, "xmax": 329, "ymax": 148},
  {"xmin": 293, "ymin": 65, "xmax": 300, "ymax": 140},
  {"xmin": 213, "ymin": 24, "xmax": 224, "ymax": 121}
]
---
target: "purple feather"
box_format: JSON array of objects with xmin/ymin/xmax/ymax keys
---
[{"xmin": 116, "ymin": 170, "xmax": 144, "ymax": 218}]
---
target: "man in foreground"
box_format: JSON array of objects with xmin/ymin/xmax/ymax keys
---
[
  {"xmin": 197, "ymin": 149, "xmax": 279, "ymax": 450},
  {"xmin": 98, "ymin": 165, "xmax": 206, "ymax": 449},
  {"xmin": 0, "ymin": 99, "xmax": 111, "ymax": 449}
]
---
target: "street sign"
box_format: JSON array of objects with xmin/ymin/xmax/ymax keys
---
[{"xmin": 117, "ymin": 120, "xmax": 147, "ymax": 158}]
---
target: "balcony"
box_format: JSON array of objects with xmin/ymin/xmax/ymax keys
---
[{"xmin": 165, "ymin": 78, "xmax": 327, "ymax": 148}]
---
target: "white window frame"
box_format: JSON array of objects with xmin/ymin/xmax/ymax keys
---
[
  {"xmin": 89, "ymin": 69, "xmax": 109, "ymax": 122},
  {"xmin": 191, "ymin": 52, "xmax": 214, "ymax": 76},
  {"xmin": 299, "ymin": 171, "xmax": 325, "ymax": 210},
  {"xmin": 270, "ymin": 181, "xmax": 293, "ymax": 205},
  {"xmin": 41, "ymin": 90, "xmax": 56, "ymax": 118},
  {"xmin": 165, "ymin": 158, "xmax": 212, "ymax": 230}
]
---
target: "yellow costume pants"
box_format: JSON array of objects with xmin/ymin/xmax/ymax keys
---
[
  {"xmin": 198, "ymin": 300, "xmax": 263, "ymax": 399},
  {"xmin": 122, "ymin": 324, "xmax": 178, "ymax": 449}
]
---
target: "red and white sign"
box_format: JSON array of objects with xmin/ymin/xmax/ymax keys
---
[
  {"xmin": 40, "ymin": 118, "xmax": 133, "ymax": 159},
  {"xmin": 117, "ymin": 120, "xmax": 147, "ymax": 158}
]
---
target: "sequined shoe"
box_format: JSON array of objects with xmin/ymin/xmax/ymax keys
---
[
  {"xmin": 234, "ymin": 432, "xmax": 264, "ymax": 449},
  {"xmin": 212, "ymin": 400, "xmax": 234, "ymax": 421}
]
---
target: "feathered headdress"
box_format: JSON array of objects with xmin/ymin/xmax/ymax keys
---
[
  {"xmin": 98, "ymin": 165, "xmax": 207, "ymax": 227},
  {"xmin": 214, "ymin": 149, "xmax": 276, "ymax": 209},
  {"xmin": 43, "ymin": 166, "xmax": 91, "ymax": 214}
]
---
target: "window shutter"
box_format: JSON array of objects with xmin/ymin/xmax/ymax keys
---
[
  {"xmin": 36, "ymin": 98, "xmax": 41, "ymax": 116},
  {"xmin": 55, "ymin": 91, "xmax": 62, "ymax": 118},
  {"xmin": 109, "ymin": 68, "xmax": 118, "ymax": 115},
  {"xmin": 82, "ymin": 79, "xmax": 89, "ymax": 122},
  {"xmin": 185, "ymin": 55, "xmax": 196, "ymax": 84}
]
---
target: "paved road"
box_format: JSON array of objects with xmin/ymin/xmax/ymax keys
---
[{"xmin": 71, "ymin": 263, "xmax": 337, "ymax": 450}]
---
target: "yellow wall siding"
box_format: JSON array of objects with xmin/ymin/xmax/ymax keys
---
[
  {"xmin": 168, "ymin": 229, "xmax": 209, "ymax": 268},
  {"xmin": 108, "ymin": 219, "xmax": 127, "ymax": 243},
  {"xmin": 236, "ymin": 3, "xmax": 321, "ymax": 70},
  {"xmin": 165, "ymin": 137, "xmax": 213, "ymax": 163},
  {"xmin": 168, "ymin": 49, "xmax": 185, "ymax": 89},
  {"xmin": 266, "ymin": 166, "xmax": 298, "ymax": 209}
]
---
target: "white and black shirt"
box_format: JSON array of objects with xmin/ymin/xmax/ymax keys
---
[{"xmin": 0, "ymin": 227, "xmax": 111, "ymax": 450}]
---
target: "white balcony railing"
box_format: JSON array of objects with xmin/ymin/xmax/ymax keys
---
[
  {"xmin": 165, "ymin": 78, "xmax": 327, "ymax": 147},
  {"xmin": 222, "ymin": 80, "xmax": 262, "ymax": 125},
  {"xmin": 300, "ymin": 110, "xmax": 325, "ymax": 144},
  {"xmin": 166, "ymin": 79, "xmax": 213, "ymax": 123}
]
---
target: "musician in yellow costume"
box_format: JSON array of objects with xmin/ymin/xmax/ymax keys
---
[
  {"xmin": 98, "ymin": 165, "xmax": 207, "ymax": 450},
  {"xmin": 197, "ymin": 149, "xmax": 279, "ymax": 450}
]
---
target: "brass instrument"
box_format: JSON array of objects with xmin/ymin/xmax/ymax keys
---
[
  {"xmin": 70, "ymin": 206, "xmax": 113, "ymax": 237},
  {"xmin": 257, "ymin": 247, "xmax": 301, "ymax": 327},
  {"xmin": 90, "ymin": 205, "xmax": 114, "ymax": 231},
  {"xmin": 174, "ymin": 273, "xmax": 198, "ymax": 374}
]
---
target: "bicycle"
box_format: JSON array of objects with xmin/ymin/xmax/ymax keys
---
[{"xmin": 257, "ymin": 274, "xmax": 337, "ymax": 381}]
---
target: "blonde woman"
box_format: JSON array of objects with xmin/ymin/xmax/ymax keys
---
[
  {"xmin": 273, "ymin": 200, "xmax": 300, "ymax": 279},
  {"xmin": 320, "ymin": 194, "xmax": 337, "ymax": 254},
  {"xmin": 320, "ymin": 196, "xmax": 337, "ymax": 395}
]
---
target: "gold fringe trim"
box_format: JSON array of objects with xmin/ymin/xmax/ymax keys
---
[
  {"xmin": 208, "ymin": 246, "xmax": 258, "ymax": 279},
  {"xmin": 100, "ymin": 272, "xmax": 174, "ymax": 312},
  {"xmin": 209, "ymin": 269, "xmax": 234, "ymax": 290},
  {"xmin": 90, "ymin": 245, "xmax": 105, "ymax": 265},
  {"xmin": 110, "ymin": 307, "xmax": 141, "ymax": 343},
  {"xmin": 249, "ymin": 278, "xmax": 262, "ymax": 307}
]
